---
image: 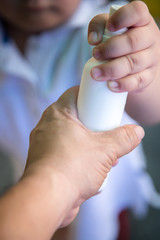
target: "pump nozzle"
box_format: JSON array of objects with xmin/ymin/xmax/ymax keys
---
[{"xmin": 103, "ymin": 5, "xmax": 125, "ymax": 40}]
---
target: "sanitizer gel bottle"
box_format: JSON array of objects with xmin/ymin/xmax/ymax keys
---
[{"xmin": 77, "ymin": 5, "xmax": 127, "ymax": 191}]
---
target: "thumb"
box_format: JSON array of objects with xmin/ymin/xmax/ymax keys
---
[
  {"xmin": 88, "ymin": 14, "xmax": 108, "ymax": 45},
  {"xmin": 104, "ymin": 125, "xmax": 145, "ymax": 159}
]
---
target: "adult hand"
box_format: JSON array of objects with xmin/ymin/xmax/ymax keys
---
[{"xmin": 25, "ymin": 86, "xmax": 144, "ymax": 228}]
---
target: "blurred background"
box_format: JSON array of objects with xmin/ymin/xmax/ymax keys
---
[
  {"xmin": 143, "ymin": 0, "xmax": 160, "ymax": 19},
  {"xmin": 130, "ymin": 124, "xmax": 160, "ymax": 240}
]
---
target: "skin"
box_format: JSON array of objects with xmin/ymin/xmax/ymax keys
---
[
  {"xmin": 88, "ymin": 1, "xmax": 160, "ymax": 125},
  {"xmin": 0, "ymin": 87, "xmax": 144, "ymax": 239},
  {"xmin": 0, "ymin": 0, "xmax": 81, "ymax": 52}
]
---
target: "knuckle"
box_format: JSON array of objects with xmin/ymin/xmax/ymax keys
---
[
  {"xmin": 33, "ymin": 126, "xmax": 43, "ymax": 138},
  {"xmin": 101, "ymin": 134, "xmax": 118, "ymax": 164},
  {"xmin": 126, "ymin": 54, "xmax": 138, "ymax": 72},
  {"xmin": 127, "ymin": 32, "xmax": 138, "ymax": 51},
  {"xmin": 42, "ymin": 104, "xmax": 58, "ymax": 122},
  {"xmin": 29, "ymin": 126, "xmax": 42, "ymax": 143},
  {"xmin": 128, "ymin": 72, "xmax": 151, "ymax": 92},
  {"xmin": 122, "ymin": 126, "xmax": 137, "ymax": 149},
  {"xmin": 135, "ymin": 74, "xmax": 145, "ymax": 89}
]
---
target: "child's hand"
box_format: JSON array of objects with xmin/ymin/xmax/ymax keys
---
[{"xmin": 88, "ymin": 1, "xmax": 160, "ymax": 93}]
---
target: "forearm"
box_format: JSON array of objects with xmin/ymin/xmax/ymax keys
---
[
  {"xmin": 0, "ymin": 164, "xmax": 75, "ymax": 240},
  {"xmin": 126, "ymin": 71, "xmax": 160, "ymax": 125}
]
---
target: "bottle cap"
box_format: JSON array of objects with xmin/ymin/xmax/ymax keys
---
[
  {"xmin": 103, "ymin": 5, "xmax": 126, "ymax": 40},
  {"xmin": 109, "ymin": 5, "xmax": 122, "ymax": 17}
]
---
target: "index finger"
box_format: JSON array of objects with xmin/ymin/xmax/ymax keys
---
[
  {"xmin": 88, "ymin": 13, "xmax": 108, "ymax": 45},
  {"xmin": 107, "ymin": 1, "xmax": 151, "ymax": 31}
]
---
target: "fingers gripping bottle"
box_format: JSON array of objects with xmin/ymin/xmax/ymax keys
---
[{"xmin": 77, "ymin": 5, "xmax": 127, "ymax": 191}]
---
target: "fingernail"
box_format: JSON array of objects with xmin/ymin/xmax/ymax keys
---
[
  {"xmin": 88, "ymin": 31, "xmax": 98, "ymax": 44},
  {"xmin": 93, "ymin": 48, "xmax": 101, "ymax": 59},
  {"xmin": 91, "ymin": 68, "xmax": 102, "ymax": 79},
  {"xmin": 108, "ymin": 81, "xmax": 119, "ymax": 90},
  {"xmin": 134, "ymin": 126, "xmax": 145, "ymax": 140}
]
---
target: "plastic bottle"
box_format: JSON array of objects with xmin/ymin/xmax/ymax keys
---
[{"xmin": 77, "ymin": 5, "xmax": 127, "ymax": 191}]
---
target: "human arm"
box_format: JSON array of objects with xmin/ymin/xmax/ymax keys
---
[
  {"xmin": 88, "ymin": 1, "xmax": 160, "ymax": 125},
  {"xmin": 0, "ymin": 87, "xmax": 144, "ymax": 240}
]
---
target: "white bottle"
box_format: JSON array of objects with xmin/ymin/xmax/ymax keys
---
[{"xmin": 77, "ymin": 5, "xmax": 127, "ymax": 191}]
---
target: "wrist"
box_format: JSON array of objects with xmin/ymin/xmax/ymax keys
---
[
  {"xmin": 23, "ymin": 161, "xmax": 79, "ymax": 227},
  {"xmin": 0, "ymin": 162, "xmax": 78, "ymax": 239}
]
